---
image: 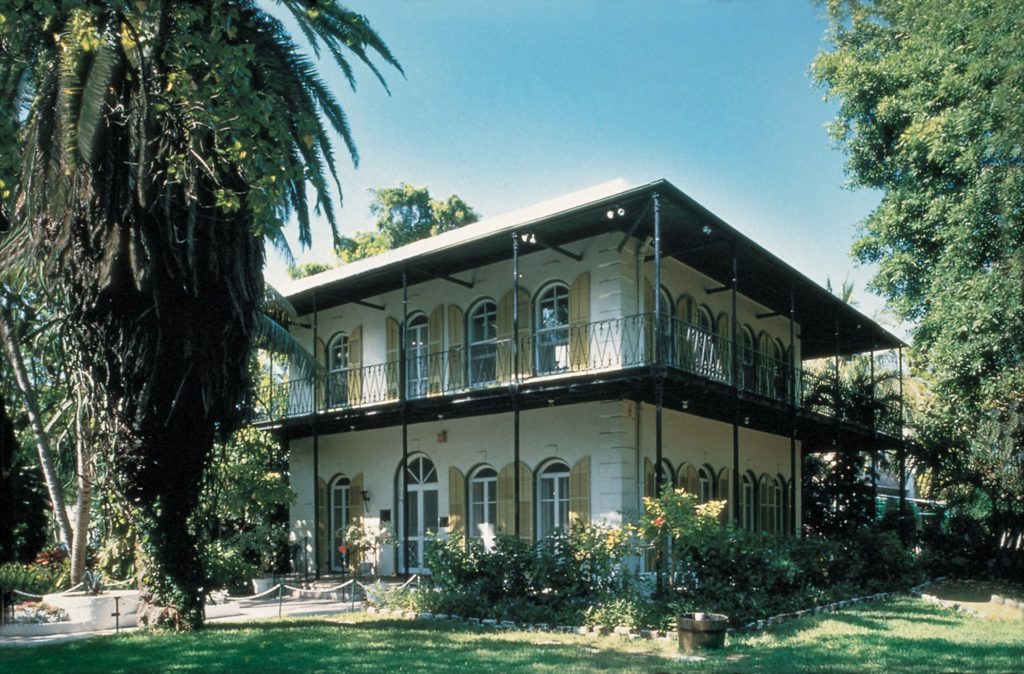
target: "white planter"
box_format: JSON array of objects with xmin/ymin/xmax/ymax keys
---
[
  {"xmin": 251, "ymin": 577, "xmax": 276, "ymax": 595},
  {"xmin": 10, "ymin": 590, "xmax": 142, "ymax": 633}
]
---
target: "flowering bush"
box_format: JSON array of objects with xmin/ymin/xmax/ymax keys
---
[
  {"xmin": 13, "ymin": 602, "xmax": 69, "ymax": 624},
  {"xmin": 344, "ymin": 523, "xmax": 395, "ymax": 575}
]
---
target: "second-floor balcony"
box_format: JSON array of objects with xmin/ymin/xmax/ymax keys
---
[{"xmin": 253, "ymin": 313, "xmax": 901, "ymax": 437}]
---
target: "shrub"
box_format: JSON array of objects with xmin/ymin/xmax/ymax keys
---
[{"xmin": 417, "ymin": 523, "xmax": 634, "ymax": 624}]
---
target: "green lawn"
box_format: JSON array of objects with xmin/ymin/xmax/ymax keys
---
[{"xmin": 1, "ymin": 597, "xmax": 1021, "ymax": 673}]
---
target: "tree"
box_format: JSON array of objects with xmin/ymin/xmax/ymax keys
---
[
  {"xmin": 814, "ymin": 0, "xmax": 1024, "ymax": 558},
  {"xmin": 0, "ymin": 391, "xmax": 48, "ymax": 564},
  {"xmin": 0, "ymin": 1, "xmax": 398, "ymax": 629},
  {"xmin": 336, "ymin": 183, "xmax": 479, "ymax": 262}
]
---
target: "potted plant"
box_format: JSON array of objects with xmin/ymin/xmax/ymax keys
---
[{"xmin": 637, "ymin": 487, "xmax": 729, "ymax": 652}]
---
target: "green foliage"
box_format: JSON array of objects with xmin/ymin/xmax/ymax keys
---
[
  {"xmin": 635, "ymin": 488, "xmax": 725, "ymax": 588},
  {"xmin": 336, "ymin": 183, "xmax": 480, "ymax": 262},
  {"xmin": 410, "ymin": 524, "xmax": 633, "ymax": 624},
  {"xmin": 814, "ymin": 0, "xmax": 1024, "ymax": 555},
  {"xmin": 193, "ymin": 426, "xmax": 295, "ymax": 593},
  {"xmin": 0, "ymin": 561, "xmax": 63, "ymax": 595},
  {"xmin": 1, "ymin": 0, "xmax": 398, "ymax": 628},
  {"xmin": 0, "ymin": 393, "xmax": 47, "ymax": 563}
]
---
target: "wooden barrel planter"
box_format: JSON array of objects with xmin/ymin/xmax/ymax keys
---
[{"xmin": 676, "ymin": 612, "xmax": 729, "ymax": 652}]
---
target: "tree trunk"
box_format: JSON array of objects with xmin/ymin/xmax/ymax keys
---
[
  {"xmin": 0, "ymin": 305, "xmax": 73, "ymax": 548},
  {"xmin": 69, "ymin": 393, "xmax": 94, "ymax": 586}
]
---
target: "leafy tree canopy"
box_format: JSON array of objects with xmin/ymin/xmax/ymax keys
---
[
  {"xmin": 0, "ymin": 0, "xmax": 398, "ymax": 628},
  {"xmin": 335, "ymin": 183, "xmax": 479, "ymax": 263},
  {"xmin": 814, "ymin": 0, "xmax": 1024, "ymax": 558}
]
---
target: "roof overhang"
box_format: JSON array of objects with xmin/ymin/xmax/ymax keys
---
[{"xmin": 280, "ymin": 179, "xmax": 903, "ymax": 358}]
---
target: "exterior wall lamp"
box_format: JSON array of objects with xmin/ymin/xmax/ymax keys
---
[{"xmin": 361, "ymin": 489, "xmax": 370, "ymax": 505}]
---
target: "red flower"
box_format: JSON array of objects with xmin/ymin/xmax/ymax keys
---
[
  {"xmin": 653, "ymin": 516, "xmax": 666, "ymax": 528},
  {"xmin": 338, "ymin": 545, "xmax": 348, "ymax": 555}
]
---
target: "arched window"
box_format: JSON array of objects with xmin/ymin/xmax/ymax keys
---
[
  {"xmin": 658, "ymin": 286, "xmax": 673, "ymax": 316},
  {"xmin": 406, "ymin": 314, "xmax": 429, "ymax": 398},
  {"xmin": 716, "ymin": 468, "xmax": 730, "ymax": 524},
  {"xmin": 330, "ymin": 475, "xmax": 350, "ymax": 572},
  {"xmin": 326, "ymin": 333, "xmax": 349, "ymax": 407},
  {"xmin": 469, "ymin": 466, "xmax": 498, "ymax": 550},
  {"xmin": 739, "ymin": 326, "xmax": 756, "ymax": 392},
  {"xmin": 402, "ymin": 455, "xmax": 438, "ymax": 572},
  {"xmin": 468, "ymin": 300, "xmax": 498, "ymax": 386},
  {"xmin": 535, "ymin": 283, "xmax": 570, "ymax": 374},
  {"xmin": 776, "ymin": 474, "xmax": 787, "ymax": 536},
  {"xmin": 698, "ymin": 464, "xmax": 715, "ymax": 504},
  {"xmin": 537, "ymin": 460, "xmax": 571, "ymax": 536},
  {"xmin": 741, "ymin": 471, "xmax": 757, "ymax": 532},
  {"xmin": 774, "ymin": 339, "xmax": 788, "ymax": 402},
  {"xmin": 678, "ymin": 463, "xmax": 700, "ymax": 495},
  {"xmin": 677, "ymin": 294, "xmax": 696, "ymax": 324},
  {"xmin": 758, "ymin": 473, "xmax": 774, "ymax": 534}
]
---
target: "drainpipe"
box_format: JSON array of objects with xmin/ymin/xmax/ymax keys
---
[
  {"xmin": 512, "ymin": 232, "xmax": 521, "ymax": 540},
  {"xmin": 312, "ymin": 292, "xmax": 320, "ymax": 579},
  {"xmin": 898, "ymin": 345, "xmax": 907, "ymax": 541},
  {"xmin": 870, "ymin": 345, "xmax": 877, "ymax": 520},
  {"xmin": 401, "ymin": 271, "xmax": 409, "ymax": 574},
  {"xmin": 653, "ymin": 193, "xmax": 664, "ymax": 495},
  {"xmin": 789, "ymin": 290, "xmax": 797, "ymax": 536},
  {"xmin": 731, "ymin": 247, "xmax": 740, "ymax": 527}
]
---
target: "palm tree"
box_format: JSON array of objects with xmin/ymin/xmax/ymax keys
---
[{"xmin": 1, "ymin": 2, "xmax": 399, "ymax": 629}]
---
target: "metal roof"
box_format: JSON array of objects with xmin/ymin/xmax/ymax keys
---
[{"xmin": 281, "ymin": 179, "xmax": 903, "ymax": 359}]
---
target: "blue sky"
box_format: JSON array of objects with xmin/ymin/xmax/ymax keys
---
[{"xmin": 268, "ymin": 0, "xmax": 890, "ymax": 323}]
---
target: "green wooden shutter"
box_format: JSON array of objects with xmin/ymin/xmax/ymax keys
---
[
  {"xmin": 717, "ymin": 469, "xmax": 730, "ymax": 524},
  {"xmin": 569, "ymin": 272, "xmax": 590, "ymax": 372},
  {"xmin": 496, "ymin": 462, "xmax": 514, "ymax": 535},
  {"xmin": 517, "ymin": 462, "xmax": 534, "ymax": 541},
  {"xmin": 644, "ymin": 279, "xmax": 655, "ymax": 364},
  {"xmin": 448, "ymin": 467, "xmax": 466, "ymax": 538},
  {"xmin": 448, "ymin": 305, "xmax": 465, "ymax": 390},
  {"xmin": 644, "ymin": 457, "xmax": 656, "ymax": 501},
  {"xmin": 679, "ymin": 464, "xmax": 699, "ymax": 495},
  {"xmin": 347, "ymin": 325, "xmax": 362, "ymax": 405},
  {"xmin": 386, "ymin": 317, "xmax": 400, "ymax": 399},
  {"xmin": 569, "ymin": 456, "xmax": 590, "ymax": 527},
  {"xmin": 496, "ymin": 291, "xmax": 517, "ymax": 382},
  {"xmin": 348, "ymin": 473, "xmax": 364, "ymax": 573},
  {"xmin": 428, "ymin": 304, "xmax": 445, "ymax": 394},
  {"xmin": 497, "ymin": 462, "xmax": 533, "ymax": 540}
]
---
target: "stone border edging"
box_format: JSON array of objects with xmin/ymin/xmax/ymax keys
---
[{"xmin": 364, "ymin": 584, "xmax": 924, "ymax": 642}]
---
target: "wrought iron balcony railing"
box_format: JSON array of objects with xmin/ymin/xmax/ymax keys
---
[{"xmin": 250, "ymin": 312, "xmax": 902, "ymax": 435}]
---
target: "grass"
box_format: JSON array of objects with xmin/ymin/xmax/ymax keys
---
[{"xmin": 1, "ymin": 597, "xmax": 1021, "ymax": 673}]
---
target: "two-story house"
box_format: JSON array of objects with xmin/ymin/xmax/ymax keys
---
[{"xmin": 255, "ymin": 178, "xmax": 905, "ymax": 577}]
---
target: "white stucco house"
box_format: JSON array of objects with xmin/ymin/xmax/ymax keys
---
[{"xmin": 253, "ymin": 179, "xmax": 905, "ymax": 577}]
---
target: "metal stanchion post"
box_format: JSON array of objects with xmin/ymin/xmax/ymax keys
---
[{"xmin": 278, "ymin": 582, "xmax": 283, "ymax": 619}]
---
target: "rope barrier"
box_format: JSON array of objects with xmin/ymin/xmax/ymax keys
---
[
  {"xmin": 398, "ymin": 574, "xmax": 420, "ymax": 590},
  {"xmin": 282, "ymin": 579, "xmax": 355, "ymax": 597},
  {"xmin": 11, "ymin": 590, "xmax": 44, "ymax": 599},
  {"xmin": 244, "ymin": 583, "xmax": 285, "ymax": 601}
]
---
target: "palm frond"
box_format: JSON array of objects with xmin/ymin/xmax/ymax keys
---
[{"xmin": 253, "ymin": 313, "xmax": 321, "ymax": 379}]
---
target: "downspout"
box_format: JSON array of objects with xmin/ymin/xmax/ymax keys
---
[
  {"xmin": 512, "ymin": 232, "xmax": 521, "ymax": 539},
  {"xmin": 312, "ymin": 292, "xmax": 320, "ymax": 579},
  {"xmin": 789, "ymin": 290, "xmax": 797, "ymax": 536},
  {"xmin": 401, "ymin": 271, "xmax": 409, "ymax": 575},
  {"xmin": 731, "ymin": 246, "xmax": 740, "ymax": 526},
  {"xmin": 870, "ymin": 345, "xmax": 878, "ymax": 520},
  {"xmin": 653, "ymin": 193, "xmax": 664, "ymax": 494},
  {"xmin": 898, "ymin": 345, "xmax": 907, "ymax": 540}
]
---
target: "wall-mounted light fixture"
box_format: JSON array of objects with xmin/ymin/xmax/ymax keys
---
[
  {"xmin": 361, "ymin": 489, "xmax": 370, "ymax": 505},
  {"xmin": 437, "ymin": 430, "xmax": 447, "ymax": 443},
  {"xmin": 606, "ymin": 207, "xmax": 626, "ymax": 219}
]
